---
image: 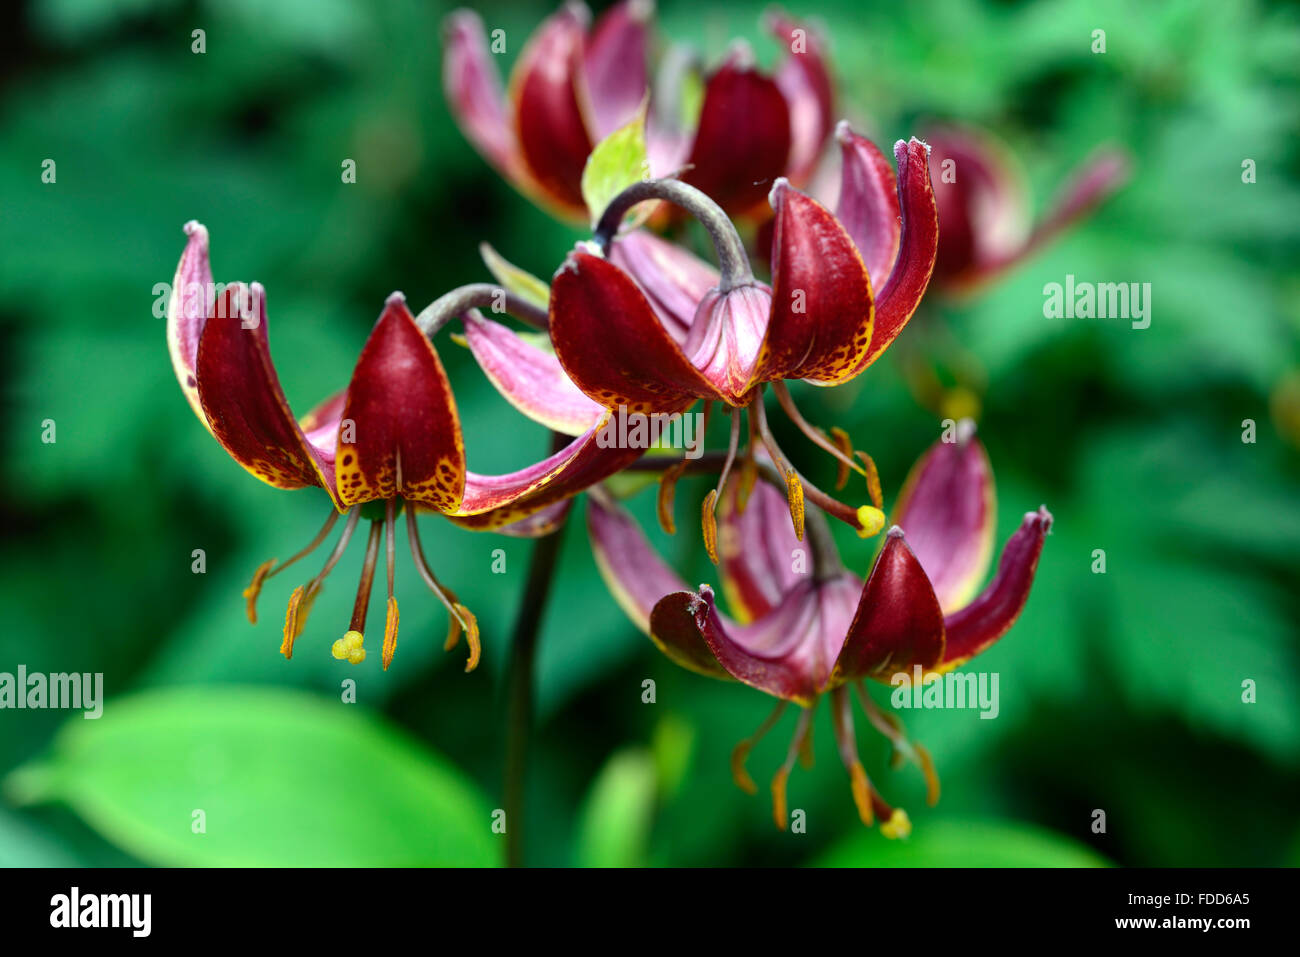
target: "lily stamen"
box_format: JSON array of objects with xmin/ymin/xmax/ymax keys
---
[
  {"xmin": 771, "ymin": 381, "xmax": 868, "ymax": 486},
  {"xmin": 771, "ymin": 706, "xmax": 814, "ymax": 831},
  {"xmin": 854, "ymin": 681, "xmax": 940, "ymax": 806},
  {"xmin": 750, "ymin": 391, "xmax": 806, "ymax": 541},
  {"xmin": 243, "ymin": 509, "xmax": 340, "ymax": 624},
  {"xmin": 382, "ymin": 498, "xmax": 400, "ymax": 670},
  {"xmin": 730, "ymin": 700, "xmax": 789, "ymax": 795},
  {"xmin": 281, "ymin": 508, "xmax": 362, "ymax": 659},
  {"xmin": 332, "ymin": 519, "xmax": 383, "ymax": 666},
  {"xmin": 830, "ymin": 686, "xmax": 876, "ymax": 827},
  {"xmin": 701, "ymin": 409, "xmax": 743, "ymax": 564},
  {"xmin": 406, "ymin": 504, "xmax": 480, "ymax": 672}
]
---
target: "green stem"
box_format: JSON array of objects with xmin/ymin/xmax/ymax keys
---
[{"xmin": 503, "ymin": 436, "xmax": 569, "ymax": 868}]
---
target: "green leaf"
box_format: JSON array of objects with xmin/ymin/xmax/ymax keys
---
[
  {"xmin": 815, "ymin": 818, "xmax": 1111, "ymax": 868},
  {"xmin": 574, "ymin": 748, "xmax": 657, "ymax": 867},
  {"xmin": 479, "ymin": 241, "xmax": 551, "ymax": 311},
  {"xmin": 6, "ymin": 687, "xmax": 499, "ymax": 866},
  {"xmin": 581, "ymin": 100, "xmax": 650, "ymax": 226}
]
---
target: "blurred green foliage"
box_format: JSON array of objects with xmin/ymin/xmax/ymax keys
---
[{"xmin": 1, "ymin": 0, "xmax": 1297, "ymax": 867}]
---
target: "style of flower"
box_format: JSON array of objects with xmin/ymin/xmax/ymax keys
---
[
  {"xmin": 587, "ymin": 420, "xmax": 1051, "ymax": 835},
  {"xmin": 166, "ymin": 222, "xmax": 646, "ymax": 669},
  {"xmin": 926, "ymin": 125, "xmax": 1130, "ymax": 294},
  {"xmin": 443, "ymin": 0, "xmax": 832, "ymax": 220}
]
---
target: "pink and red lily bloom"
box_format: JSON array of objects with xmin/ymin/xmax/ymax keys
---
[
  {"xmin": 443, "ymin": 0, "xmax": 833, "ymax": 220},
  {"xmin": 588, "ymin": 421, "xmax": 1051, "ymax": 834},
  {"xmin": 926, "ymin": 125, "xmax": 1130, "ymax": 294},
  {"xmin": 166, "ymin": 222, "xmax": 642, "ymax": 670},
  {"xmin": 533, "ymin": 125, "xmax": 937, "ymax": 540}
]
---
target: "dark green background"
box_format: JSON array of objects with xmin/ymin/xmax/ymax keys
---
[{"xmin": 1, "ymin": 0, "xmax": 1297, "ymax": 866}]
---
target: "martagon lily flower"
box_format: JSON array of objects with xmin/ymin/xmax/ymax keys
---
[
  {"xmin": 925, "ymin": 125, "xmax": 1130, "ymax": 294},
  {"xmin": 443, "ymin": 0, "xmax": 833, "ymax": 220},
  {"xmin": 539, "ymin": 125, "xmax": 937, "ymax": 548},
  {"xmin": 587, "ymin": 421, "xmax": 1052, "ymax": 835},
  {"xmin": 166, "ymin": 222, "xmax": 644, "ymax": 670}
]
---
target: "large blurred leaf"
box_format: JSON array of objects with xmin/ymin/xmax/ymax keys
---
[
  {"xmin": 574, "ymin": 747, "xmax": 657, "ymax": 868},
  {"xmin": 6, "ymin": 687, "xmax": 499, "ymax": 866},
  {"xmin": 816, "ymin": 818, "xmax": 1110, "ymax": 867}
]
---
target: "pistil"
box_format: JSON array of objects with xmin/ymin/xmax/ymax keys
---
[{"xmin": 331, "ymin": 519, "xmax": 383, "ymax": 666}]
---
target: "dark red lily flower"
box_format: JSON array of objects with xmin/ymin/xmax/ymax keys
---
[
  {"xmin": 167, "ymin": 222, "xmax": 642, "ymax": 670},
  {"xmin": 540, "ymin": 131, "xmax": 936, "ymax": 543},
  {"xmin": 587, "ymin": 421, "xmax": 1051, "ymax": 834},
  {"xmin": 926, "ymin": 125, "xmax": 1130, "ymax": 294},
  {"xmin": 443, "ymin": 1, "xmax": 832, "ymax": 219}
]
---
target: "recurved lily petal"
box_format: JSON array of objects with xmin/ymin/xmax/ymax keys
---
[
  {"xmin": 510, "ymin": 2, "xmax": 593, "ymax": 216},
  {"xmin": 834, "ymin": 124, "xmax": 901, "ymax": 291},
  {"xmin": 718, "ymin": 479, "xmax": 810, "ymax": 622},
  {"xmin": 195, "ymin": 283, "xmax": 341, "ymax": 505},
  {"xmin": 838, "ymin": 133, "xmax": 938, "ymax": 376},
  {"xmin": 928, "ymin": 127, "xmax": 1129, "ymax": 291},
  {"xmin": 492, "ymin": 498, "xmax": 574, "ymax": 538},
  {"xmin": 462, "ymin": 309, "xmax": 604, "ymax": 435},
  {"xmin": 167, "ymin": 220, "xmax": 214, "ymax": 430},
  {"xmin": 891, "ymin": 420, "xmax": 995, "ymax": 614},
  {"xmin": 447, "ymin": 409, "xmax": 647, "ymax": 529},
  {"xmin": 608, "ymin": 230, "xmax": 719, "ymax": 341},
  {"xmin": 651, "ymin": 576, "xmax": 861, "ymax": 705},
  {"xmin": 550, "ymin": 249, "xmax": 721, "ymax": 411},
  {"xmin": 579, "ymin": 0, "xmax": 652, "ymax": 140},
  {"xmin": 831, "ymin": 528, "xmax": 946, "ymax": 684},
  {"xmin": 751, "ymin": 178, "xmax": 873, "ymax": 386},
  {"xmin": 977, "ymin": 149, "xmax": 1129, "ymax": 283},
  {"xmin": 443, "ymin": 10, "xmax": 523, "ymax": 182},
  {"xmin": 681, "ymin": 50, "xmax": 791, "ymax": 216},
  {"xmin": 587, "ymin": 491, "xmax": 693, "ymax": 634},
  {"xmin": 335, "ymin": 294, "xmax": 466, "ymax": 511},
  {"xmin": 766, "ymin": 12, "xmax": 834, "ymax": 186},
  {"xmin": 940, "ymin": 506, "xmax": 1051, "ymax": 670}
]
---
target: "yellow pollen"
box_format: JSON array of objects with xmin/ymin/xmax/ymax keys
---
[
  {"xmin": 915, "ymin": 742, "xmax": 941, "ymax": 807},
  {"xmin": 880, "ymin": 808, "xmax": 912, "ymax": 840},
  {"xmin": 730, "ymin": 740, "xmax": 758, "ymax": 795},
  {"xmin": 243, "ymin": 557, "xmax": 277, "ymax": 625},
  {"xmin": 453, "ymin": 603, "xmax": 481, "ymax": 672},
  {"xmin": 784, "ymin": 469, "xmax": 805, "ymax": 541},
  {"xmin": 331, "ymin": 630, "xmax": 366, "ymax": 665},
  {"xmin": 939, "ymin": 386, "xmax": 981, "ymax": 422},
  {"xmin": 381, "ymin": 596, "xmax": 399, "ymax": 671},
  {"xmin": 771, "ymin": 767, "xmax": 790, "ymax": 831},
  {"xmin": 657, "ymin": 461, "xmax": 688, "ymax": 535},
  {"xmin": 830, "ymin": 426, "xmax": 854, "ymax": 491},
  {"xmin": 735, "ymin": 456, "xmax": 758, "ymax": 513},
  {"xmin": 856, "ymin": 451, "xmax": 883, "ymax": 509},
  {"xmin": 848, "ymin": 761, "xmax": 874, "ymax": 827},
  {"xmin": 856, "ymin": 505, "xmax": 886, "ymax": 538},
  {"xmin": 701, "ymin": 490, "xmax": 719, "ymax": 565},
  {"xmin": 280, "ymin": 584, "xmax": 313, "ymax": 659}
]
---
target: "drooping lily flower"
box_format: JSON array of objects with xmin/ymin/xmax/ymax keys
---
[
  {"xmin": 167, "ymin": 222, "xmax": 645, "ymax": 669},
  {"xmin": 587, "ymin": 421, "xmax": 1051, "ymax": 834},
  {"xmin": 925, "ymin": 125, "xmax": 1130, "ymax": 294},
  {"xmin": 443, "ymin": 0, "xmax": 833, "ymax": 220},
  {"xmin": 539, "ymin": 131, "xmax": 937, "ymax": 546}
]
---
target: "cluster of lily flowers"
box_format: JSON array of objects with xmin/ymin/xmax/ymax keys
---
[{"xmin": 166, "ymin": 1, "xmax": 1124, "ymax": 836}]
